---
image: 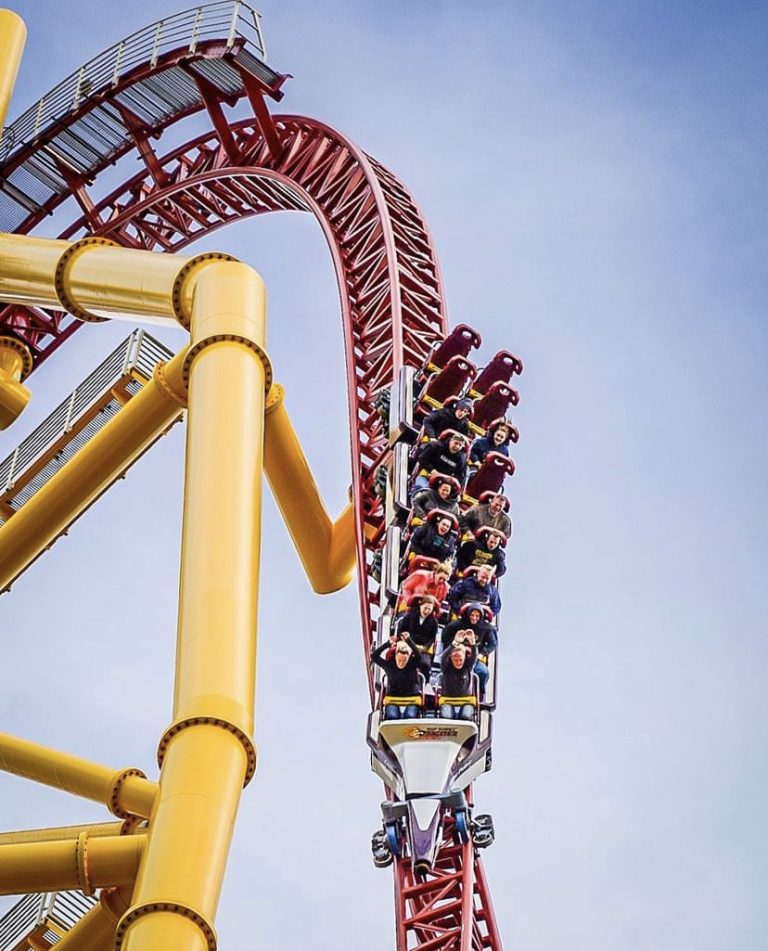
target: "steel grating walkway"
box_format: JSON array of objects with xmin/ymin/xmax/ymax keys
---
[
  {"xmin": 0, "ymin": 891, "xmax": 97, "ymax": 950},
  {"xmin": 0, "ymin": 330, "xmax": 179, "ymax": 585},
  {"xmin": 0, "ymin": 1, "xmax": 285, "ymax": 234}
]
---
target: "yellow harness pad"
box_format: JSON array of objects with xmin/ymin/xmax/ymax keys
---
[
  {"xmin": 438, "ymin": 695, "xmax": 477, "ymax": 706},
  {"xmin": 383, "ymin": 695, "xmax": 423, "ymax": 706}
]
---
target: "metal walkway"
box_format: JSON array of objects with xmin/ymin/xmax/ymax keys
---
[
  {"xmin": 0, "ymin": 1, "xmax": 285, "ymax": 234},
  {"xmin": 0, "ymin": 891, "xmax": 96, "ymax": 950},
  {"xmin": 0, "ymin": 329, "xmax": 178, "ymax": 590}
]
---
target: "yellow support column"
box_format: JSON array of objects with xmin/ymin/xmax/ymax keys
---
[
  {"xmin": 0, "ymin": 9, "xmax": 25, "ymax": 135},
  {"xmin": 117, "ymin": 263, "xmax": 268, "ymax": 951}
]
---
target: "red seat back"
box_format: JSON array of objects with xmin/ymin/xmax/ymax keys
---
[
  {"xmin": 407, "ymin": 555, "xmax": 440, "ymax": 575},
  {"xmin": 426, "ymin": 324, "xmax": 482, "ymax": 370},
  {"xmin": 472, "ymin": 350, "xmax": 523, "ymax": 396},
  {"xmin": 421, "ymin": 355, "xmax": 477, "ymax": 406},
  {"xmin": 465, "ymin": 452, "xmax": 515, "ymax": 500},
  {"xmin": 471, "ymin": 381, "xmax": 519, "ymax": 430}
]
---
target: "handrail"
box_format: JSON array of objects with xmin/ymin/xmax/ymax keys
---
[{"xmin": 0, "ymin": 1, "xmax": 267, "ymax": 161}]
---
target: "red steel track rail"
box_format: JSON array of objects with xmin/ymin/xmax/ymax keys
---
[{"xmin": 0, "ymin": 26, "xmax": 503, "ymax": 951}]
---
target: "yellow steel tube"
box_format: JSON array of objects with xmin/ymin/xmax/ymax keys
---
[
  {"xmin": 0, "ymin": 10, "xmax": 25, "ymax": 135},
  {"xmin": 0, "ymin": 233, "xmax": 231, "ymax": 325},
  {"xmin": 0, "ymin": 834, "xmax": 144, "ymax": 895},
  {"xmin": 0, "ymin": 347, "xmax": 187, "ymax": 592},
  {"xmin": 119, "ymin": 263, "xmax": 267, "ymax": 951},
  {"xmin": 0, "ymin": 733, "xmax": 156, "ymax": 818},
  {"xmin": 264, "ymin": 385, "xmax": 356, "ymax": 593},
  {"xmin": 0, "ymin": 821, "xmax": 123, "ymax": 845}
]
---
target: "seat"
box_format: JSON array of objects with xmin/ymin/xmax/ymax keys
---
[
  {"xmin": 471, "ymin": 381, "xmax": 519, "ymax": 431},
  {"xmin": 407, "ymin": 555, "xmax": 439, "ymax": 575},
  {"xmin": 465, "ymin": 452, "xmax": 515, "ymax": 500},
  {"xmin": 424, "ymin": 324, "xmax": 482, "ymax": 372},
  {"xmin": 420, "ymin": 355, "xmax": 477, "ymax": 408},
  {"xmin": 470, "ymin": 350, "xmax": 523, "ymax": 397}
]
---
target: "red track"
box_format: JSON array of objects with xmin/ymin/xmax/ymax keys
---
[{"xmin": 0, "ymin": 34, "xmax": 503, "ymax": 951}]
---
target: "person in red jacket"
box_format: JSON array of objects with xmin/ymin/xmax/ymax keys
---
[{"xmin": 397, "ymin": 562, "xmax": 451, "ymax": 614}]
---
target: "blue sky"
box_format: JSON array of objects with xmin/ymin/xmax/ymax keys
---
[{"xmin": 1, "ymin": 2, "xmax": 767, "ymax": 949}]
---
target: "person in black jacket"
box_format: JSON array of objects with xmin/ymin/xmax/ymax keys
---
[
  {"xmin": 397, "ymin": 595, "xmax": 440, "ymax": 652},
  {"xmin": 410, "ymin": 473, "xmax": 462, "ymax": 524},
  {"xmin": 412, "ymin": 430, "xmax": 468, "ymax": 493},
  {"xmin": 407, "ymin": 510, "xmax": 458, "ymax": 565},
  {"xmin": 423, "ymin": 396, "xmax": 474, "ymax": 439},
  {"xmin": 440, "ymin": 604, "xmax": 497, "ymax": 698},
  {"xmin": 439, "ymin": 643, "xmax": 477, "ymax": 720},
  {"xmin": 456, "ymin": 526, "xmax": 507, "ymax": 578},
  {"xmin": 371, "ymin": 633, "xmax": 430, "ymax": 720}
]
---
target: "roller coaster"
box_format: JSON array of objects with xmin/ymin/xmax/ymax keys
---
[{"xmin": 0, "ymin": 5, "xmax": 522, "ymax": 949}]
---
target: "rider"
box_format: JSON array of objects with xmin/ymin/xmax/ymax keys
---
[
  {"xmin": 459, "ymin": 491, "xmax": 512, "ymax": 539},
  {"xmin": 422, "ymin": 396, "xmax": 474, "ymax": 439},
  {"xmin": 441, "ymin": 602, "xmax": 497, "ymax": 698},
  {"xmin": 371, "ymin": 632, "xmax": 431, "ymax": 720},
  {"xmin": 412, "ymin": 429, "xmax": 468, "ymax": 493},
  {"xmin": 456, "ymin": 526, "xmax": 507, "ymax": 577},
  {"xmin": 439, "ymin": 642, "xmax": 478, "ymax": 720},
  {"xmin": 396, "ymin": 594, "xmax": 440, "ymax": 653},
  {"xmin": 397, "ymin": 561, "xmax": 452, "ymax": 614},
  {"xmin": 447, "ymin": 564, "xmax": 501, "ymax": 617},
  {"xmin": 407, "ymin": 509, "xmax": 458, "ymax": 564},
  {"xmin": 410, "ymin": 473, "xmax": 462, "ymax": 524},
  {"xmin": 468, "ymin": 418, "xmax": 515, "ymax": 467}
]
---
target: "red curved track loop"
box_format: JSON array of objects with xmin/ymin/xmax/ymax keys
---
[{"xmin": 0, "ymin": 79, "xmax": 503, "ymax": 951}]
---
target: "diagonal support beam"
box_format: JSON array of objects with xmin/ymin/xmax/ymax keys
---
[
  {"xmin": 264, "ymin": 383, "xmax": 356, "ymax": 593},
  {"xmin": 0, "ymin": 733, "xmax": 156, "ymax": 818}
]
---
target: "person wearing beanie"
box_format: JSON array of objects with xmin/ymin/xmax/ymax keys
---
[{"xmin": 422, "ymin": 396, "xmax": 474, "ymax": 439}]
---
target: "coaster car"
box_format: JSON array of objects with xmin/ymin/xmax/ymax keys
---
[{"xmin": 367, "ymin": 707, "xmax": 492, "ymax": 872}]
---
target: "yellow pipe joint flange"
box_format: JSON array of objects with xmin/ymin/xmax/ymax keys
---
[
  {"xmin": 100, "ymin": 885, "xmax": 131, "ymax": 923},
  {"xmin": 181, "ymin": 333, "xmax": 272, "ymax": 393},
  {"xmin": 108, "ymin": 767, "xmax": 148, "ymax": 820},
  {"xmin": 171, "ymin": 251, "xmax": 240, "ymax": 329},
  {"xmin": 0, "ymin": 335, "xmax": 33, "ymax": 379},
  {"xmin": 152, "ymin": 359, "xmax": 188, "ymax": 408},
  {"xmin": 264, "ymin": 381, "xmax": 285, "ymax": 415},
  {"xmin": 116, "ymin": 902, "xmax": 217, "ymax": 951},
  {"xmin": 54, "ymin": 236, "xmax": 119, "ymax": 323},
  {"xmin": 157, "ymin": 716, "xmax": 258, "ymax": 787},
  {"xmin": 75, "ymin": 830, "xmax": 95, "ymax": 896}
]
